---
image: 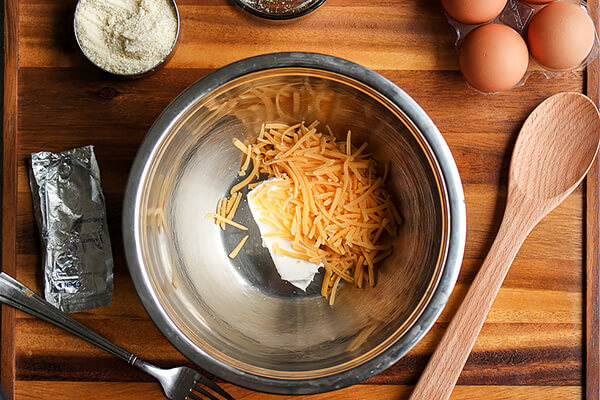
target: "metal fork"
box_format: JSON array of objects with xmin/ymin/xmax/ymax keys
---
[{"xmin": 0, "ymin": 272, "xmax": 235, "ymax": 400}]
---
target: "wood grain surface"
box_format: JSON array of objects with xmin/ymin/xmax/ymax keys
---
[
  {"xmin": 587, "ymin": 3, "xmax": 600, "ymax": 400},
  {"xmin": 411, "ymin": 92, "xmax": 600, "ymax": 400},
  {"xmin": 2, "ymin": 0, "xmax": 20, "ymax": 397},
  {"xmin": 1, "ymin": 0, "xmax": 597, "ymax": 399}
]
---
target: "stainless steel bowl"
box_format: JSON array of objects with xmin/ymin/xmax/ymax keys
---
[
  {"xmin": 123, "ymin": 52, "xmax": 466, "ymax": 394},
  {"xmin": 232, "ymin": 0, "xmax": 326, "ymax": 20},
  {"xmin": 73, "ymin": 0, "xmax": 180, "ymax": 79}
]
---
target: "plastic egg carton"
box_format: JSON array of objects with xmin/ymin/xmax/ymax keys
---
[{"xmin": 445, "ymin": 0, "xmax": 600, "ymax": 93}]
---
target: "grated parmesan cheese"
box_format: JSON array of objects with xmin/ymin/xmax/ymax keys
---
[{"xmin": 74, "ymin": 0, "xmax": 178, "ymax": 75}]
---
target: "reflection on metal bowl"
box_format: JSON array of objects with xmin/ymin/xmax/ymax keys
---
[
  {"xmin": 232, "ymin": 0, "xmax": 326, "ymax": 20},
  {"xmin": 123, "ymin": 52, "xmax": 466, "ymax": 394}
]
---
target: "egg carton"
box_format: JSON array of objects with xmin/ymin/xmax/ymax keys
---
[{"xmin": 445, "ymin": 0, "xmax": 600, "ymax": 93}]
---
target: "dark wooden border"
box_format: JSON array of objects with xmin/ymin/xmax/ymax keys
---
[
  {"xmin": 1, "ymin": 2, "xmax": 599, "ymax": 400},
  {"xmin": 587, "ymin": 165, "xmax": 600, "ymax": 400},
  {"xmin": 587, "ymin": 1, "xmax": 600, "ymax": 399},
  {"xmin": 1, "ymin": 0, "xmax": 18, "ymax": 397}
]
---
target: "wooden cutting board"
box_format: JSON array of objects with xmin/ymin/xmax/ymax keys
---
[{"xmin": 2, "ymin": 0, "xmax": 599, "ymax": 399}]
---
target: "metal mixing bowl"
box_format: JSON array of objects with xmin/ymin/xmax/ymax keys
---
[
  {"xmin": 73, "ymin": 0, "xmax": 180, "ymax": 79},
  {"xmin": 123, "ymin": 52, "xmax": 466, "ymax": 394},
  {"xmin": 232, "ymin": 0, "xmax": 326, "ymax": 20}
]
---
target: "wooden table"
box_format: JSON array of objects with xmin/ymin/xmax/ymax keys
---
[{"xmin": 2, "ymin": 0, "xmax": 599, "ymax": 399}]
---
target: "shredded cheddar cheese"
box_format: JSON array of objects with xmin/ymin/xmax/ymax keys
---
[
  {"xmin": 217, "ymin": 198, "xmax": 226, "ymax": 229},
  {"xmin": 226, "ymin": 192, "xmax": 242, "ymax": 221},
  {"xmin": 207, "ymin": 121, "xmax": 400, "ymax": 305},
  {"xmin": 205, "ymin": 213, "xmax": 248, "ymax": 231},
  {"xmin": 229, "ymin": 235, "xmax": 249, "ymax": 258},
  {"xmin": 246, "ymin": 121, "xmax": 399, "ymax": 304},
  {"xmin": 238, "ymin": 144, "xmax": 252, "ymax": 176}
]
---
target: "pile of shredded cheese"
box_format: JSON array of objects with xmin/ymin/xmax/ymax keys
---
[{"xmin": 208, "ymin": 121, "xmax": 400, "ymax": 304}]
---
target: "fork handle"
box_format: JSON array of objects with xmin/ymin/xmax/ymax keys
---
[{"xmin": 0, "ymin": 272, "xmax": 137, "ymax": 365}]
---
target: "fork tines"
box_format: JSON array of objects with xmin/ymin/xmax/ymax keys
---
[{"xmin": 186, "ymin": 375, "xmax": 235, "ymax": 400}]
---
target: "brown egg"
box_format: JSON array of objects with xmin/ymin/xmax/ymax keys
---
[
  {"xmin": 528, "ymin": 2, "xmax": 596, "ymax": 71},
  {"xmin": 441, "ymin": 0, "xmax": 508, "ymax": 24},
  {"xmin": 459, "ymin": 24, "xmax": 529, "ymax": 93}
]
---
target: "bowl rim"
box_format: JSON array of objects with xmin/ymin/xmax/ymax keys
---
[
  {"xmin": 122, "ymin": 52, "xmax": 466, "ymax": 395},
  {"xmin": 73, "ymin": 0, "xmax": 181, "ymax": 79},
  {"xmin": 231, "ymin": 0, "xmax": 326, "ymax": 20}
]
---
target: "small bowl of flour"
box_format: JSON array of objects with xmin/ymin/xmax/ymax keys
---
[{"xmin": 74, "ymin": 0, "xmax": 180, "ymax": 78}]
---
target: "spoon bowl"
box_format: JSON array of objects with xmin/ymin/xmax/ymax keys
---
[{"xmin": 511, "ymin": 92, "xmax": 600, "ymax": 202}]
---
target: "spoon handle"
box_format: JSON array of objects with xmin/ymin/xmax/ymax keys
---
[{"xmin": 410, "ymin": 208, "xmax": 533, "ymax": 400}]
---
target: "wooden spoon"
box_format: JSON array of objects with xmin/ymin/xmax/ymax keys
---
[{"xmin": 410, "ymin": 92, "xmax": 600, "ymax": 400}]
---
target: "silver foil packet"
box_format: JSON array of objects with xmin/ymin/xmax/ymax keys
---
[{"xmin": 29, "ymin": 145, "xmax": 113, "ymax": 313}]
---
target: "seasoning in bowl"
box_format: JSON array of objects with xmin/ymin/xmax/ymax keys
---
[
  {"xmin": 74, "ymin": 0, "xmax": 178, "ymax": 76},
  {"xmin": 233, "ymin": 0, "xmax": 326, "ymax": 20}
]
